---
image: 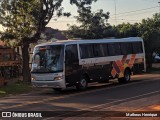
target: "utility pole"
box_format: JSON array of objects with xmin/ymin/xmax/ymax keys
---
[
  {"xmin": 114, "ymin": 0, "xmax": 117, "ymax": 25},
  {"xmin": 158, "ymin": 1, "xmax": 160, "ymax": 13}
]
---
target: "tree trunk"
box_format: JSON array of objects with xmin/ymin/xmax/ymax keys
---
[
  {"xmin": 146, "ymin": 52, "xmax": 152, "ymax": 69},
  {"xmin": 22, "ymin": 40, "xmax": 31, "ymax": 83},
  {"xmin": 145, "ymin": 40, "xmax": 153, "ymax": 69}
]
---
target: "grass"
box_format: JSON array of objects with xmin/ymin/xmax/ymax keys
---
[{"xmin": 0, "ymin": 81, "xmax": 32, "ymax": 97}]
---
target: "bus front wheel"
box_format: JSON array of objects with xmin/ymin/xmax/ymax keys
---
[
  {"xmin": 118, "ymin": 69, "xmax": 131, "ymax": 83},
  {"xmin": 76, "ymin": 76, "xmax": 88, "ymax": 90}
]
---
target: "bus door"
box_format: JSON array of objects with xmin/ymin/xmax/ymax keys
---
[{"xmin": 65, "ymin": 44, "xmax": 79, "ymax": 86}]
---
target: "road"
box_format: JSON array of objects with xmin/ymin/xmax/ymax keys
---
[{"xmin": 0, "ymin": 73, "xmax": 160, "ymax": 120}]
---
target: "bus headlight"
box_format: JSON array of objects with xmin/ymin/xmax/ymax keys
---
[
  {"xmin": 54, "ymin": 76, "xmax": 63, "ymax": 81},
  {"xmin": 31, "ymin": 77, "xmax": 36, "ymax": 81}
]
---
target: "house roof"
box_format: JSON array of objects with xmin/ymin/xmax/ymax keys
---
[
  {"xmin": 0, "ymin": 41, "xmax": 6, "ymax": 48},
  {"xmin": 54, "ymin": 32, "xmax": 67, "ymax": 40},
  {"xmin": 44, "ymin": 27, "xmax": 68, "ymax": 40}
]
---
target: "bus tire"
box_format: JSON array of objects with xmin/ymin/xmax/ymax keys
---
[
  {"xmin": 118, "ymin": 69, "xmax": 131, "ymax": 83},
  {"xmin": 53, "ymin": 88, "xmax": 62, "ymax": 92},
  {"xmin": 76, "ymin": 76, "xmax": 88, "ymax": 90}
]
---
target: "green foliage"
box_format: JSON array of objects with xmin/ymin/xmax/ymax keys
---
[
  {"xmin": 0, "ymin": 0, "xmax": 66, "ymax": 44},
  {"xmin": 113, "ymin": 23, "xmax": 140, "ymax": 38},
  {"xmin": 0, "ymin": 82, "xmax": 32, "ymax": 97},
  {"xmin": 0, "ymin": 0, "xmax": 34, "ymax": 42},
  {"xmin": 70, "ymin": 0, "xmax": 97, "ymax": 8},
  {"xmin": 139, "ymin": 13, "xmax": 160, "ymax": 52},
  {"xmin": 66, "ymin": 7, "xmax": 110, "ymax": 39},
  {"xmin": 139, "ymin": 13, "xmax": 160, "ymax": 68}
]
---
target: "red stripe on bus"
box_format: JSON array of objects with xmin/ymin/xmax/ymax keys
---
[
  {"xmin": 113, "ymin": 61, "xmax": 121, "ymax": 73},
  {"xmin": 129, "ymin": 54, "xmax": 136, "ymax": 68}
]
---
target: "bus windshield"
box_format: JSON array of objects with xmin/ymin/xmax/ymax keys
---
[{"xmin": 31, "ymin": 45, "xmax": 64, "ymax": 73}]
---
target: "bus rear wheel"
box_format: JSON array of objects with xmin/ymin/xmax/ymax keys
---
[
  {"xmin": 76, "ymin": 76, "xmax": 88, "ymax": 90},
  {"xmin": 118, "ymin": 69, "xmax": 131, "ymax": 83}
]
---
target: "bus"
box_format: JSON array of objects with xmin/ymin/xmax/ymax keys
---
[{"xmin": 31, "ymin": 37, "xmax": 146, "ymax": 91}]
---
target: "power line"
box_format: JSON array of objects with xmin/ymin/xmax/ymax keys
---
[
  {"xmin": 49, "ymin": 5, "xmax": 158, "ymax": 24},
  {"xmin": 51, "ymin": 6, "xmax": 158, "ymax": 20},
  {"xmin": 111, "ymin": 9, "xmax": 157, "ymax": 18},
  {"xmin": 111, "ymin": 6, "xmax": 158, "ymax": 17},
  {"xmin": 50, "ymin": 9, "xmax": 157, "ymax": 23},
  {"xmin": 109, "ymin": 18, "xmax": 141, "ymax": 22},
  {"xmin": 50, "ymin": 18, "xmax": 142, "ymax": 23},
  {"xmin": 49, "ymin": 21, "xmax": 77, "ymax": 23}
]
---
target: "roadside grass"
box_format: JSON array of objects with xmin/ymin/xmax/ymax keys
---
[{"xmin": 0, "ymin": 82, "xmax": 32, "ymax": 97}]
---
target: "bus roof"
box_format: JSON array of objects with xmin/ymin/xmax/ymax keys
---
[{"xmin": 36, "ymin": 37, "xmax": 143, "ymax": 47}]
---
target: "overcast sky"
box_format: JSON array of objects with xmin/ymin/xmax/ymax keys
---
[{"xmin": 0, "ymin": 0, "xmax": 159, "ymax": 31}]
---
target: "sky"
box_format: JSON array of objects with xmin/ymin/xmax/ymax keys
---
[
  {"xmin": 0, "ymin": 0, "xmax": 159, "ymax": 31},
  {"xmin": 47, "ymin": 0, "xmax": 159, "ymax": 30}
]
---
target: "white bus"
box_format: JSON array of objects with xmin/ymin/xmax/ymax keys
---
[{"xmin": 31, "ymin": 37, "xmax": 146, "ymax": 91}]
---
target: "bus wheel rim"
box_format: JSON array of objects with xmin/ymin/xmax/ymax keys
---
[
  {"xmin": 81, "ymin": 78, "xmax": 87, "ymax": 87},
  {"xmin": 125, "ymin": 72, "xmax": 130, "ymax": 81}
]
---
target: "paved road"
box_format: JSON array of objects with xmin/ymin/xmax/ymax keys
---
[{"xmin": 0, "ymin": 73, "xmax": 160, "ymax": 119}]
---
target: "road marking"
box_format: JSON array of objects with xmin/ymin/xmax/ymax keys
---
[
  {"xmin": 44, "ymin": 90, "xmax": 160, "ymax": 120},
  {"xmin": 0, "ymin": 78, "xmax": 159, "ymax": 110},
  {"xmin": 79, "ymin": 90, "xmax": 160, "ymax": 111}
]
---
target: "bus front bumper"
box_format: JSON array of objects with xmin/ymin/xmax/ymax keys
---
[
  {"xmin": 31, "ymin": 72, "xmax": 66, "ymax": 89},
  {"xmin": 32, "ymin": 80, "xmax": 66, "ymax": 89}
]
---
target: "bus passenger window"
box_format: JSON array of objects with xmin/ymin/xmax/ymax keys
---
[
  {"xmin": 101, "ymin": 44, "xmax": 108, "ymax": 57},
  {"xmin": 126, "ymin": 43, "xmax": 133, "ymax": 54},
  {"xmin": 114, "ymin": 43, "xmax": 121, "ymax": 55},
  {"xmin": 108, "ymin": 43, "xmax": 115, "ymax": 56},
  {"xmin": 80, "ymin": 44, "xmax": 94, "ymax": 59},
  {"xmin": 93, "ymin": 44, "xmax": 109, "ymax": 57},
  {"xmin": 132, "ymin": 42, "xmax": 143, "ymax": 53},
  {"xmin": 120, "ymin": 43, "xmax": 127, "ymax": 55}
]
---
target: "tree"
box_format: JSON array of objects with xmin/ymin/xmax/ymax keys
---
[
  {"xmin": 0, "ymin": 0, "xmax": 97, "ymax": 82},
  {"xmin": 66, "ymin": 7, "xmax": 110, "ymax": 39},
  {"xmin": 139, "ymin": 13, "xmax": 160, "ymax": 68},
  {"xmin": 113, "ymin": 23, "xmax": 140, "ymax": 38}
]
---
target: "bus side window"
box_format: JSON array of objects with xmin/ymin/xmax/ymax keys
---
[
  {"xmin": 108, "ymin": 43, "xmax": 115, "ymax": 56},
  {"xmin": 80, "ymin": 44, "xmax": 94, "ymax": 59},
  {"xmin": 114, "ymin": 43, "xmax": 121, "ymax": 55},
  {"xmin": 93, "ymin": 44, "xmax": 108, "ymax": 57},
  {"xmin": 108, "ymin": 43, "xmax": 121, "ymax": 56},
  {"xmin": 132, "ymin": 42, "xmax": 143, "ymax": 53},
  {"xmin": 120, "ymin": 43, "xmax": 127, "ymax": 55},
  {"xmin": 126, "ymin": 42, "xmax": 133, "ymax": 54},
  {"xmin": 93, "ymin": 44, "xmax": 101, "ymax": 57},
  {"xmin": 101, "ymin": 44, "xmax": 109, "ymax": 57}
]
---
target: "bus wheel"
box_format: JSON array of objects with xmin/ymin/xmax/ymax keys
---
[
  {"xmin": 76, "ymin": 76, "xmax": 88, "ymax": 90},
  {"xmin": 53, "ymin": 88, "xmax": 62, "ymax": 92},
  {"xmin": 118, "ymin": 69, "xmax": 131, "ymax": 83}
]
